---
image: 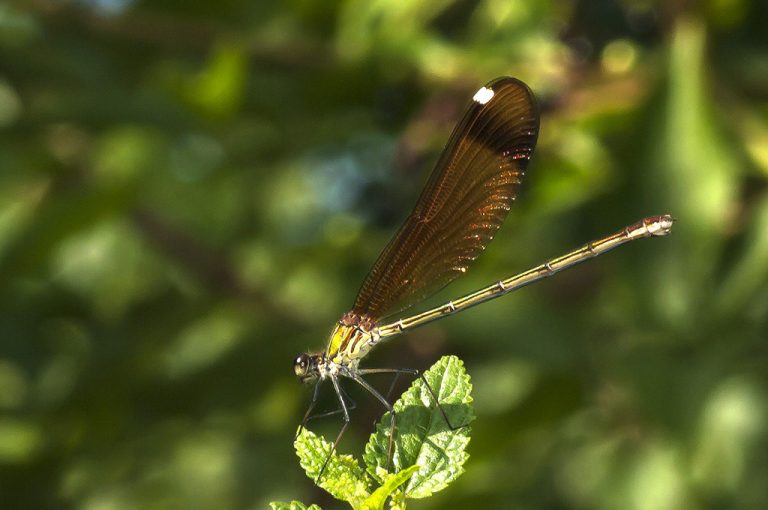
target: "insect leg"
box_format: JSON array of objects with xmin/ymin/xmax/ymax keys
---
[{"xmin": 358, "ymin": 367, "xmax": 468, "ymax": 430}]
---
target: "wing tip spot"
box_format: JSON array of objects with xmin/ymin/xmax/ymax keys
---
[{"xmin": 473, "ymin": 86, "xmax": 495, "ymax": 104}]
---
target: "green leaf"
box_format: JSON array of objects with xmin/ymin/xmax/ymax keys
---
[
  {"xmin": 295, "ymin": 427, "xmax": 370, "ymax": 507},
  {"xmin": 361, "ymin": 465, "xmax": 419, "ymax": 510},
  {"xmin": 269, "ymin": 501, "xmax": 323, "ymax": 510},
  {"xmin": 363, "ymin": 355, "xmax": 474, "ymax": 500}
]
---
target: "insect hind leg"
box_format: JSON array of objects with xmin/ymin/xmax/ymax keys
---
[
  {"xmin": 349, "ymin": 373, "xmax": 397, "ymax": 471},
  {"xmin": 357, "ymin": 367, "xmax": 469, "ymax": 431}
]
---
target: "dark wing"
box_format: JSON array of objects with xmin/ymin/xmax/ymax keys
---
[{"xmin": 352, "ymin": 77, "xmax": 539, "ymax": 321}]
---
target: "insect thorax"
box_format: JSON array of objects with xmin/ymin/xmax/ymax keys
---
[{"xmin": 326, "ymin": 311, "xmax": 378, "ymax": 364}]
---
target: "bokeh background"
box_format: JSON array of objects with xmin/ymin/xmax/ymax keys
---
[{"xmin": 1, "ymin": 0, "xmax": 767, "ymax": 508}]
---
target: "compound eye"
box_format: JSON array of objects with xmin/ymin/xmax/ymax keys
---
[{"xmin": 294, "ymin": 354, "xmax": 310, "ymax": 376}]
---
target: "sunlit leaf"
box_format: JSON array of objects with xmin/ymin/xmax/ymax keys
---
[
  {"xmin": 295, "ymin": 428, "xmax": 370, "ymax": 507},
  {"xmin": 363, "ymin": 355, "xmax": 474, "ymax": 499},
  {"xmin": 269, "ymin": 501, "xmax": 322, "ymax": 510},
  {"xmin": 361, "ymin": 465, "xmax": 419, "ymax": 510}
]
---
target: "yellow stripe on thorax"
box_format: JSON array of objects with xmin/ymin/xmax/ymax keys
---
[{"xmin": 326, "ymin": 322, "xmax": 370, "ymax": 363}]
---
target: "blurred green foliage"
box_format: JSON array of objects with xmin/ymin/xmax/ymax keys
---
[{"xmin": 1, "ymin": 0, "xmax": 767, "ymax": 509}]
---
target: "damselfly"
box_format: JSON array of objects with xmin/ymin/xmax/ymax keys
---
[{"xmin": 293, "ymin": 77, "xmax": 673, "ymax": 479}]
